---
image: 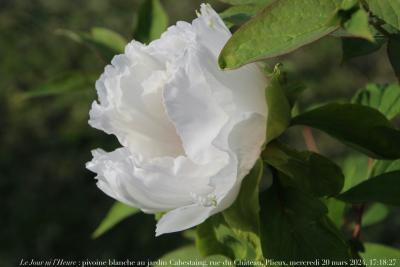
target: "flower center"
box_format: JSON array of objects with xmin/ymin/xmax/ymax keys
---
[{"xmin": 190, "ymin": 192, "xmax": 217, "ymax": 207}]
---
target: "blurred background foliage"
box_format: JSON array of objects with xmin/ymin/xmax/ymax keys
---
[{"xmin": 0, "ymin": 0, "xmax": 399, "ymax": 266}]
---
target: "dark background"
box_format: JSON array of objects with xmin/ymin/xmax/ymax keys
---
[{"xmin": 0, "ymin": 1, "xmax": 399, "ymax": 266}]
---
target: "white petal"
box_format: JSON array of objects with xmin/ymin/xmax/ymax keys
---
[
  {"xmin": 89, "ymin": 46, "xmax": 184, "ymax": 158},
  {"xmin": 86, "ymin": 148, "xmax": 179, "ymax": 212},
  {"xmin": 163, "ymin": 60, "xmax": 229, "ymax": 164},
  {"xmin": 86, "ymin": 148, "xmax": 228, "ymax": 213},
  {"xmin": 155, "ymin": 205, "xmax": 213, "ymax": 236},
  {"xmin": 228, "ymin": 113, "xmax": 266, "ymax": 178},
  {"xmin": 193, "ymin": 4, "xmax": 232, "ymax": 56}
]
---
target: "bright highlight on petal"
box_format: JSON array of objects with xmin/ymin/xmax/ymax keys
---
[{"xmin": 86, "ymin": 3, "xmax": 268, "ymax": 236}]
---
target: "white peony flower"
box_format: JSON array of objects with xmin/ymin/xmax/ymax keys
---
[{"xmin": 86, "ymin": 3, "xmax": 268, "ymax": 236}]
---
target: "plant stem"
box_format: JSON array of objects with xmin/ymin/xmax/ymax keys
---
[
  {"xmin": 302, "ymin": 126, "xmax": 319, "ymax": 153},
  {"xmin": 352, "ymin": 204, "xmax": 365, "ymax": 239}
]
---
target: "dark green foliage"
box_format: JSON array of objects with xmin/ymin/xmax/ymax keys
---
[
  {"xmin": 292, "ymin": 103, "xmax": 400, "ymax": 159},
  {"xmin": 263, "ymin": 142, "xmax": 344, "ymax": 197},
  {"xmin": 260, "ymin": 182, "xmax": 352, "ymax": 262},
  {"xmin": 337, "ymin": 171, "xmax": 400, "ymax": 206}
]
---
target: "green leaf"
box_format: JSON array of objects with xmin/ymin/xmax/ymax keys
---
[
  {"xmin": 341, "ymin": 154, "xmax": 370, "ymax": 191},
  {"xmin": 154, "ymin": 246, "xmax": 235, "ymax": 267},
  {"xmin": 154, "ymin": 246, "xmax": 201, "ymax": 266},
  {"xmin": 218, "ymin": 0, "xmax": 341, "ymax": 69},
  {"xmin": 291, "ymin": 103, "xmax": 400, "ymax": 159},
  {"xmin": 362, "ymin": 203, "xmax": 389, "ymax": 227},
  {"xmin": 365, "ymin": 0, "xmax": 400, "ymax": 31},
  {"xmin": 326, "ymin": 154, "xmax": 370, "ymax": 228},
  {"xmin": 222, "ymin": 159, "xmax": 263, "ymax": 259},
  {"xmin": 196, "ymin": 215, "xmax": 235, "ymax": 259},
  {"xmin": 352, "ymin": 83, "xmax": 400, "ymax": 120},
  {"xmin": 196, "ymin": 214, "xmax": 256, "ymax": 260},
  {"xmin": 388, "ymin": 35, "xmax": 400, "ymax": 81},
  {"xmin": 135, "ymin": 0, "xmax": 168, "ymax": 44},
  {"xmin": 343, "ymin": 8, "xmax": 374, "ymax": 41},
  {"xmin": 263, "ymin": 142, "xmax": 345, "ymax": 197},
  {"xmin": 56, "ymin": 28, "xmax": 126, "ymax": 62},
  {"xmin": 325, "ymin": 198, "xmax": 347, "ymax": 228},
  {"xmin": 337, "ymin": 170, "xmax": 400, "ymax": 206},
  {"xmin": 361, "ymin": 243, "xmax": 400, "ymax": 266},
  {"xmin": 92, "ymin": 202, "xmax": 139, "ymax": 238},
  {"xmin": 265, "ymin": 66, "xmax": 292, "ymax": 143},
  {"xmin": 23, "ymin": 72, "xmax": 96, "ymax": 98},
  {"xmin": 371, "ymin": 159, "xmax": 400, "ymax": 177},
  {"xmin": 90, "ymin": 27, "xmax": 127, "ymax": 53},
  {"xmin": 260, "ymin": 183, "xmax": 352, "ymax": 262}
]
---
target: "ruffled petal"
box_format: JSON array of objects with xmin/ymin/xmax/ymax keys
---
[
  {"xmin": 86, "ymin": 147, "xmax": 229, "ymax": 213},
  {"xmin": 89, "ymin": 45, "xmax": 183, "ymax": 159}
]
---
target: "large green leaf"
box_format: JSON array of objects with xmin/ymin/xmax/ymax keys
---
[
  {"xmin": 387, "ymin": 35, "xmax": 400, "ymax": 81},
  {"xmin": 361, "ymin": 243, "xmax": 400, "ymax": 267},
  {"xmin": 337, "ymin": 171, "xmax": 400, "ymax": 206},
  {"xmin": 222, "ymin": 159, "xmax": 263, "ymax": 259},
  {"xmin": 265, "ymin": 67, "xmax": 291, "ymax": 143},
  {"xmin": 365, "ymin": 0, "xmax": 400, "ymax": 31},
  {"xmin": 219, "ymin": 0, "xmax": 341, "ymax": 69},
  {"xmin": 263, "ymin": 142, "xmax": 344, "ymax": 197},
  {"xmin": 352, "ymin": 83, "xmax": 400, "ymax": 120},
  {"xmin": 23, "ymin": 72, "xmax": 96, "ymax": 98},
  {"xmin": 135, "ymin": 0, "xmax": 168, "ymax": 43},
  {"xmin": 92, "ymin": 202, "xmax": 139, "ymax": 238},
  {"xmin": 260, "ymin": 183, "xmax": 352, "ymax": 262},
  {"xmin": 291, "ymin": 103, "xmax": 400, "ymax": 159}
]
